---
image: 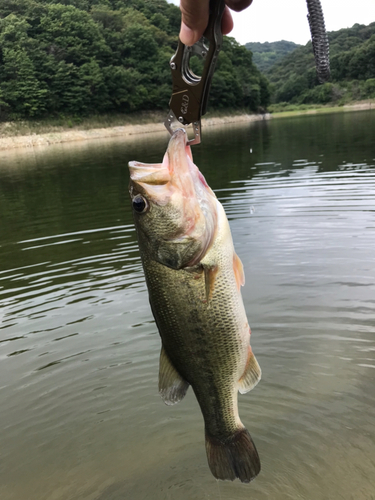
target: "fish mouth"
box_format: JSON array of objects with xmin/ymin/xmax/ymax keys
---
[
  {"xmin": 166, "ymin": 128, "xmax": 193, "ymax": 171},
  {"xmin": 128, "ymin": 129, "xmax": 188, "ymax": 180},
  {"xmin": 128, "ymin": 129, "xmax": 195, "ymax": 203},
  {"xmin": 128, "ymin": 159, "xmax": 170, "ymax": 187}
]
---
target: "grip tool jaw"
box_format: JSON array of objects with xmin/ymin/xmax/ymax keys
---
[{"xmin": 164, "ymin": 0, "xmax": 225, "ymax": 146}]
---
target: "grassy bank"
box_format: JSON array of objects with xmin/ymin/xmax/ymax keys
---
[{"xmin": 268, "ymin": 100, "xmax": 374, "ymax": 117}]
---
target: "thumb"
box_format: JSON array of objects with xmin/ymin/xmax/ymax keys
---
[{"xmin": 179, "ymin": 0, "xmax": 210, "ymax": 46}]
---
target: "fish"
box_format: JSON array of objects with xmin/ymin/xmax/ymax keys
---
[{"xmin": 128, "ymin": 128, "xmax": 261, "ymax": 483}]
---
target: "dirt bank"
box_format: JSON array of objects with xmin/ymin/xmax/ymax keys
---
[
  {"xmin": 1, "ymin": 101, "xmax": 373, "ymax": 152},
  {"xmin": 0, "ymin": 114, "xmax": 271, "ymax": 152}
]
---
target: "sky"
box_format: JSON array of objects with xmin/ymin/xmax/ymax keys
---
[{"xmin": 167, "ymin": 0, "xmax": 375, "ymax": 45}]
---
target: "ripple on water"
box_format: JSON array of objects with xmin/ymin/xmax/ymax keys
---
[{"xmin": 1, "ymin": 115, "xmax": 375, "ymax": 500}]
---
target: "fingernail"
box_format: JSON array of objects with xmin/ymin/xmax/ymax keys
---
[{"xmin": 180, "ymin": 22, "xmax": 197, "ymax": 46}]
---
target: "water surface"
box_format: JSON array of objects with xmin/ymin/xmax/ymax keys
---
[{"xmin": 1, "ymin": 111, "xmax": 374, "ymax": 500}]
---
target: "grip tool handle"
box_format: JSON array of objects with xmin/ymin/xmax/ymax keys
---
[{"xmin": 164, "ymin": 0, "xmax": 225, "ymax": 145}]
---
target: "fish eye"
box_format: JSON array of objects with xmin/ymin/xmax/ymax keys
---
[{"xmin": 132, "ymin": 195, "xmax": 148, "ymax": 213}]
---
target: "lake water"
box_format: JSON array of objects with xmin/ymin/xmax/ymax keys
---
[{"xmin": 0, "ymin": 110, "xmax": 374, "ymax": 500}]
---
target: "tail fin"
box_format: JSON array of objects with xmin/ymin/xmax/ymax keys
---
[{"xmin": 205, "ymin": 428, "xmax": 261, "ymax": 483}]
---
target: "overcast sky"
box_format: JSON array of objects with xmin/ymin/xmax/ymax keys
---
[{"xmin": 167, "ymin": 0, "xmax": 375, "ymax": 45}]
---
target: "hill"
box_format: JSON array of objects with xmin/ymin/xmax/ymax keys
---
[
  {"xmin": 266, "ymin": 22, "xmax": 375, "ymax": 105},
  {"xmin": 245, "ymin": 40, "xmax": 300, "ymax": 72},
  {"xmin": 0, "ymin": 0, "xmax": 270, "ymax": 120}
]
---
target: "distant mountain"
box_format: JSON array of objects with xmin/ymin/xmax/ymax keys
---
[
  {"xmin": 265, "ymin": 22, "xmax": 375, "ymax": 105},
  {"xmin": 245, "ymin": 40, "xmax": 300, "ymax": 72}
]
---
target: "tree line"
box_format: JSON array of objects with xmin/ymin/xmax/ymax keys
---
[
  {"xmin": 1, "ymin": 0, "xmax": 373, "ymax": 120},
  {"xmin": 263, "ymin": 22, "xmax": 375, "ymax": 105},
  {"xmin": 245, "ymin": 40, "xmax": 300, "ymax": 73},
  {"xmin": 0, "ymin": 0, "xmax": 270, "ymax": 120}
]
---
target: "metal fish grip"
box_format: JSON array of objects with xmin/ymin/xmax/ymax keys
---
[{"xmin": 164, "ymin": 0, "xmax": 226, "ymax": 145}]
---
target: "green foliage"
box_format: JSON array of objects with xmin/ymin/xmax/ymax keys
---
[
  {"xmin": 364, "ymin": 78, "xmax": 375, "ymax": 97},
  {"xmin": 299, "ymin": 83, "xmax": 335, "ymax": 104},
  {"xmin": 211, "ymin": 38, "xmax": 271, "ymax": 110},
  {"xmin": 266, "ymin": 22, "xmax": 375, "ymax": 105},
  {"xmin": 0, "ymin": 0, "xmax": 268, "ymax": 119},
  {"xmin": 245, "ymin": 40, "xmax": 300, "ymax": 72},
  {"xmin": 331, "ymin": 34, "xmax": 375, "ymax": 81},
  {"xmin": 0, "ymin": 14, "xmax": 48, "ymax": 117}
]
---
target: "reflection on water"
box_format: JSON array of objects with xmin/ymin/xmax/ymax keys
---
[{"xmin": 1, "ymin": 111, "xmax": 375, "ymax": 500}]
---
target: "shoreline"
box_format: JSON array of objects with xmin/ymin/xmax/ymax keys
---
[
  {"xmin": 0, "ymin": 113, "xmax": 270, "ymax": 152},
  {"xmin": 270, "ymin": 100, "xmax": 374, "ymax": 118},
  {"xmin": 0, "ymin": 100, "xmax": 373, "ymax": 152}
]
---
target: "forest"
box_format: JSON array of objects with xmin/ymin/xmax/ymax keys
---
[
  {"xmin": 0, "ymin": 0, "xmax": 270, "ymax": 120},
  {"xmin": 245, "ymin": 40, "xmax": 300, "ymax": 73},
  {"xmin": 0, "ymin": 0, "xmax": 374, "ymax": 121},
  {"xmin": 265, "ymin": 22, "xmax": 375, "ymax": 105}
]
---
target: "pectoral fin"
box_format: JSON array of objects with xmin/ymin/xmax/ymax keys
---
[
  {"xmin": 233, "ymin": 252, "xmax": 245, "ymax": 290},
  {"xmin": 238, "ymin": 348, "xmax": 261, "ymax": 394},
  {"xmin": 159, "ymin": 346, "xmax": 189, "ymax": 405},
  {"xmin": 204, "ymin": 265, "xmax": 219, "ymax": 304}
]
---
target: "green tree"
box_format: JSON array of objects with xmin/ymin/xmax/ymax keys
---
[
  {"xmin": 0, "ymin": 15, "xmax": 48, "ymax": 117},
  {"xmin": 245, "ymin": 40, "xmax": 301, "ymax": 72},
  {"xmin": 0, "ymin": 0, "xmax": 271, "ymax": 119},
  {"xmin": 266, "ymin": 21, "xmax": 375, "ymax": 105}
]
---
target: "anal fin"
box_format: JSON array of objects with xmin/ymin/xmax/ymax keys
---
[
  {"xmin": 238, "ymin": 348, "xmax": 261, "ymax": 394},
  {"xmin": 159, "ymin": 346, "xmax": 189, "ymax": 405}
]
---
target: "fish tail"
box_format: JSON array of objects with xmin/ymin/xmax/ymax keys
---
[{"xmin": 205, "ymin": 427, "xmax": 261, "ymax": 483}]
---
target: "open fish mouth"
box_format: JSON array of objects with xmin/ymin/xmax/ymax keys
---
[
  {"xmin": 129, "ymin": 128, "xmax": 188, "ymax": 181},
  {"xmin": 128, "ymin": 129, "xmax": 192, "ymax": 204}
]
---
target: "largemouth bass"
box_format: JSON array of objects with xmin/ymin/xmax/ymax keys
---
[{"xmin": 128, "ymin": 129, "xmax": 261, "ymax": 482}]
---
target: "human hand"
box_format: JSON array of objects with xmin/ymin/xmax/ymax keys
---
[{"xmin": 179, "ymin": 0, "xmax": 253, "ymax": 46}]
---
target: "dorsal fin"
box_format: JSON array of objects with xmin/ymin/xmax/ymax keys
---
[{"xmin": 159, "ymin": 346, "xmax": 189, "ymax": 405}]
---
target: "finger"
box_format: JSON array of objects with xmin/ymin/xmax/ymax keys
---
[
  {"xmin": 179, "ymin": 0, "xmax": 210, "ymax": 46},
  {"xmin": 226, "ymin": 0, "xmax": 253, "ymax": 12},
  {"xmin": 221, "ymin": 6, "xmax": 234, "ymax": 35}
]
